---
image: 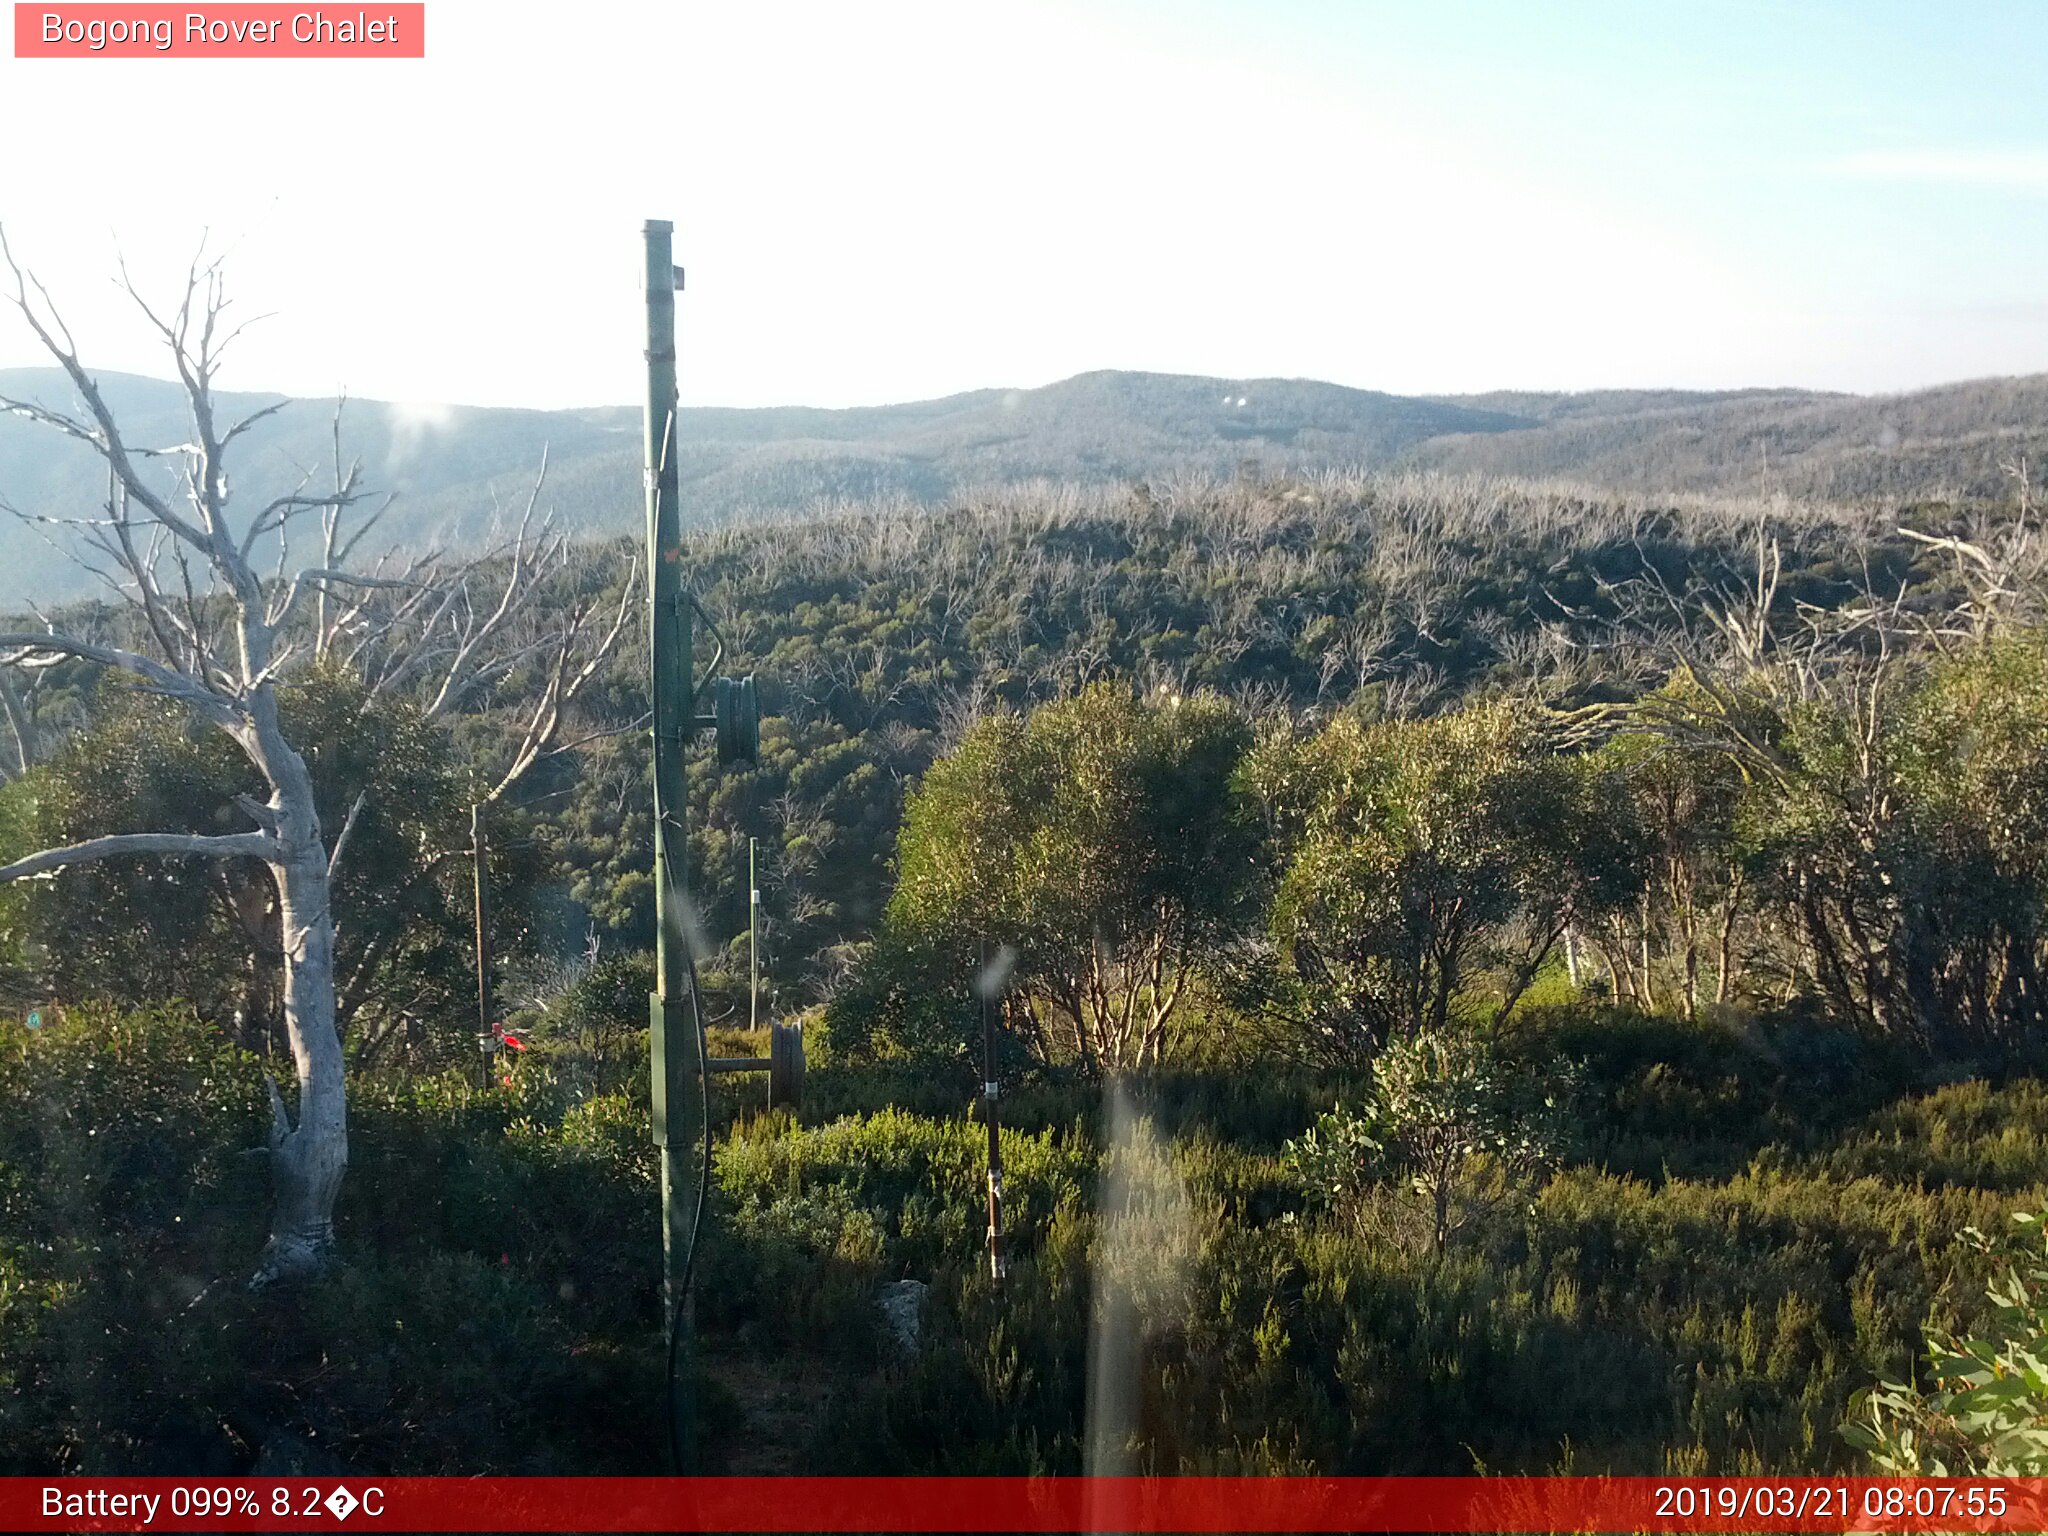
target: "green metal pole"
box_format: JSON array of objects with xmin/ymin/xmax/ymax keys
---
[
  {"xmin": 749, "ymin": 835, "xmax": 759, "ymax": 1034},
  {"xmin": 643, "ymin": 218, "xmax": 701, "ymax": 1471}
]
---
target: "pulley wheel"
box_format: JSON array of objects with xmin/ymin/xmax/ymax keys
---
[{"xmin": 768, "ymin": 1020, "xmax": 805, "ymax": 1109}]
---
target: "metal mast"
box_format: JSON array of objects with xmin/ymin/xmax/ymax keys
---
[
  {"xmin": 643, "ymin": 219, "xmax": 704, "ymax": 1472},
  {"xmin": 642, "ymin": 217, "xmax": 769, "ymax": 1473}
]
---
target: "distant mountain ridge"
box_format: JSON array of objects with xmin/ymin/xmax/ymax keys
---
[
  {"xmin": 0, "ymin": 365, "xmax": 2041, "ymax": 602},
  {"xmin": 1414, "ymin": 375, "xmax": 2048, "ymax": 502}
]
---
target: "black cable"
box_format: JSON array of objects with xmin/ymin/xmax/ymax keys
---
[
  {"xmin": 655, "ymin": 583, "xmax": 732, "ymax": 1473},
  {"xmin": 664, "ymin": 947, "xmax": 713, "ymax": 1475}
]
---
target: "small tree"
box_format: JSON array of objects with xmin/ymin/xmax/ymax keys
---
[
  {"xmin": 1615, "ymin": 631, "xmax": 2048, "ymax": 1052},
  {"xmin": 863, "ymin": 683, "xmax": 1259, "ymax": 1073},
  {"xmin": 1284, "ymin": 1029, "xmax": 1570, "ymax": 1253},
  {"xmin": 1580, "ymin": 523, "xmax": 2048, "ymax": 1054},
  {"xmin": 0, "ymin": 235, "xmax": 632, "ymax": 1283},
  {"xmin": 1247, "ymin": 700, "xmax": 1626, "ymax": 1065},
  {"xmin": 1586, "ymin": 708, "xmax": 1747, "ymax": 1015}
]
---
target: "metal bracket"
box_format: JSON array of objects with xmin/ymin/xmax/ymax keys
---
[{"xmin": 705, "ymin": 1021, "xmax": 805, "ymax": 1108}]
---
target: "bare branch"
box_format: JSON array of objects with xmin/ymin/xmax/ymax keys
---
[
  {"xmin": 0, "ymin": 227, "xmax": 214, "ymax": 555},
  {"xmin": 0, "ymin": 629, "xmax": 239, "ymax": 722},
  {"xmin": 326, "ymin": 791, "xmax": 368, "ymax": 879},
  {"xmin": 0, "ymin": 668, "xmax": 36, "ymax": 777},
  {"xmin": 233, "ymin": 793, "xmax": 280, "ymax": 833},
  {"xmin": 220, "ymin": 396, "xmax": 289, "ymax": 450},
  {"xmin": 0, "ymin": 829, "xmax": 275, "ymax": 884},
  {"xmin": 481, "ymin": 552, "xmax": 639, "ymax": 803},
  {"xmin": 264, "ymin": 1071, "xmax": 294, "ymax": 1148},
  {"xmin": 267, "ymin": 563, "xmax": 422, "ymax": 635}
]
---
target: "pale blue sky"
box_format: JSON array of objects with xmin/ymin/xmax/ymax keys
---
[
  {"xmin": 1232, "ymin": 1, "xmax": 2048, "ymax": 319},
  {"xmin": 1, "ymin": 0, "xmax": 2044, "ymax": 407}
]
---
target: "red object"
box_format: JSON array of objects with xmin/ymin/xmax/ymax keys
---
[
  {"xmin": 14, "ymin": 4, "xmax": 427, "ymax": 58},
  {"xmin": 493, "ymin": 1024, "xmax": 527, "ymax": 1052},
  {"xmin": 4, "ymin": 1478, "xmax": 2047, "ymax": 1532}
]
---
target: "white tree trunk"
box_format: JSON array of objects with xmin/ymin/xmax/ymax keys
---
[
  {"xmin": 254, "ymin": 848, "xmax": 349, "ymax": 1286},
  {"xmin": 0, "ymin": 238, "xmax": 628, "ymax": 1287},
  {"xmin": 247, "ymin": 701, "xmax": 349, "ymax": 1289}
]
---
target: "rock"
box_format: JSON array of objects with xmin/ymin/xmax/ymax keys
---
[{"xmin": 876, "ymin": 1279, "xmax": 928, "ymax": 1354}]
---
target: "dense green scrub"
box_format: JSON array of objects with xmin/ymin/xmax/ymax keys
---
[
  {"xmin": 1, "ymin": 474, "xmax": 1946, "ymax": 1047},
  {"xmin": 1, "ymin": 1000, "xmax": 2039, "ymax": 1476},
  {"xmin": 1, "ymin": 475, "xmax": 2044, "ymax": 1474}
]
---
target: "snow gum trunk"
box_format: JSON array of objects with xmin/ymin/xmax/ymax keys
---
[{"xmin": 249, "ymin": 724, "xmax": 349, "ymax": 1288}]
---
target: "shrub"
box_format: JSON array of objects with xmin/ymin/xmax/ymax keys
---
[
  {"xmin": 1285, "ymin": 1029, "xmax": 1573, "ymax": 1251},
  {"xmin": 0, "ymin": 1003, "xmax": 669, "ymax": 1474},
  {"xmin": 1843, "ymin": 1210, "xmax": 2048, "ymax": 1474},
  {"xmin": 550, "ymin": 951, "xmax": 656, "ymax": 1059}
]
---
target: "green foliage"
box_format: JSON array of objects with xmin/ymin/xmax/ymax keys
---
[
  {"xmin": 0, "ymin": 1003, "xmax": 663, "ymax": 1474},
  {"xmin": 1843, "ymin": 1211, "xmax": 2048, "ymax": 1475},
  {"xmin": 715, "ymin": 1107, "xmax": 1091, "ymax": 1286},
  {"xmin": 1247, "ymin": 702, "xmax": 1628, "ymax": 1062},
  {"xmin": 18, "ymin": 472, "xmax": 2048, "ymax": 1478},
  {"xmin": 814, "ymin": 926, "xmax": 982, "ymax": 1068},
  {"xmin": 1585, "ymin": 713, "xmax": 1747, "ymax": 1018},
  {"xmin": 524, "ymin": 474, "xmax": 1922, "ymax": 1016},
  {"xmin": 9, "ymin": 997, "xmax": 2048, "ymax": 1477},
  {"xmin": 0, "ymin": 670, "xmax": 526, "ymax": 1069},
  {"xmin": 1286, "ymin": 1029, "xmax": 1572, "ymax": 1251},
  {"xmin": 548, "ymin": 950, "xmax": 655, "ymax": 1059},
  {"xmin": 0, "ymin": 1001, "xmax": 263, "ymax": 1252},
  {"xmin": 1280, "ymin": 1105, "xmax": 1385, "ymax": 1212},
  {"xmin": 785, "ymin": 1048, "xmax": 2042, "ymax": 1477},
  {"xmin": 1623, "ymin": 632, "xmax": 2048, "ymax": 1054},
  {"xmin": 0, "ymin": 687, "xmax": 254, "ymax": 1024},
  {"xmin": 848, "ymin": 683, "xmax": 1259, "ymax": 1071}
]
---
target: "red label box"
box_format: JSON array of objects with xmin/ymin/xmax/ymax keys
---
[
  {"xmin": 5, "ymin": 1477, "xmax": 2048, "ymax": 1533},
  {"xmin": 13, "ymin": 3, "xmax": 425, "ymax": 56}
]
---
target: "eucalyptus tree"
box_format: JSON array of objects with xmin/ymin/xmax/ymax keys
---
[
  {"xmin": 1577, "ymin": 512, "xmax": 2048, "ymax": 1053},
  {"xmin": 1246, "ymin": 699, "xmax": 1629, "ymax": 1064},
  {"xmin": 872, "ymin": 682, "xmax": 1260, "ymax": 1073},
  {"xmin": 0, "ymin": 234, "xmax": 633, "ymax": 1284}
]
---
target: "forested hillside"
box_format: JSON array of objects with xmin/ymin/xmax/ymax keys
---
[
  {"xmin": 0, "ymin": 368, "xmax": 1528, "ymax": 603},
  {"xmin": 1416, "ymin": 375, "xmax": 2048, "ymax": 503},
  {"xmin": 4, "ymin": 471, "xmax": 1929, "ymax": 1031},
  {"xmin": 8, "ymin": 362, "xmax": 2045, "ymax": 605},
  {"xmin": 8, "ymin": 460, "xmax": 2048, "ymax": 1479}
]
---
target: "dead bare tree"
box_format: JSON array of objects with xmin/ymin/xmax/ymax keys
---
[{"xmin": 0, "ymin": 233, "xmax": 633, "ymax": 1286}]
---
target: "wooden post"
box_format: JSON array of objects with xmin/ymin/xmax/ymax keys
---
[
  {"xmin": 749, "ymin": 835, "xmax": 761, "ymax": 1034},
  {"xmin": 980, "ymin": 940, "xmax": 1006, "ymax": 1284},
  {"xmin": 471, "ymin": 802, "xmax": 492, "ymax": 1092}
]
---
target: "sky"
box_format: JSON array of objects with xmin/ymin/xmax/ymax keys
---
[{"xmin": 1, "ymin": 0, "xmax": 2047, "ymax": 410}]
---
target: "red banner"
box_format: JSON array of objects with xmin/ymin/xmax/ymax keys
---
[
  {"xmin": 6, "ymin": 1476, "xmax": 2048, "ymax": 1532},
  {"xmin": 13, "ymin": 4, "xmax": 424, "ymax": 57}
]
